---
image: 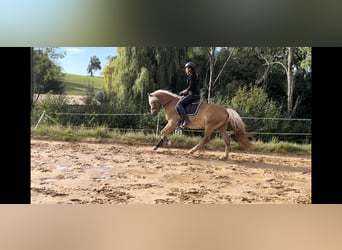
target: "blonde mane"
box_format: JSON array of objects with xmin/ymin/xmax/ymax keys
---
[{"xmin": 152, "ymin": 89, "xmax": 179, "ymax": 98}]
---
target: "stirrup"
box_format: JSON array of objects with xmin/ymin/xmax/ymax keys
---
[{"xmin": 180, "ymin": 120, "xmax": 190, "ymax": 129}]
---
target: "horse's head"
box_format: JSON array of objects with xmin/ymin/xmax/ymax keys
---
[{"xmin": 148, "ymin": 93, "xmax": 161, "ymax": 116}]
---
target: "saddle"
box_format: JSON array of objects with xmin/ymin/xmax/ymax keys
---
[
  {"xmin": 175, "ymin": 101, "xmax": 201, "ymax": 128},
  {"xmin": 184, "ymin": 101, "xmax": 201, "ymax": 116}
]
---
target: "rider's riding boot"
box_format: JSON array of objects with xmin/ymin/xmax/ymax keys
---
[
  {"xmin": 178, "ymin": 105, "xmax": 190, "ymax": 128},
  {"xmin": 182, "ymin": 119, "xmax": 190, "ymax": 128}
]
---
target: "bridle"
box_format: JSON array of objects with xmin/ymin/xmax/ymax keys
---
[
  {"xmin": 150, "ymin": 100, "xmax": 162, "ymax": 113},
  {"xmin": 150, "ymin": 96, "xmax": 174, "ymax": 113}
]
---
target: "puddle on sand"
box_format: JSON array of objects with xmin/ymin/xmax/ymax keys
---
[
  {"xmin": 40, "ymin": 178, "xmax": 57, "ymax": 183},
  {"xmin": 89, "ymin": 166, "xmax": 113, "ymax": 180},
  {"xmin": 89, "ymin": 165, "xmax": 112, "ymax": 173},
  {"xmin": 55, "ymin": 165, "xmax": 69, "ymax": 171}
]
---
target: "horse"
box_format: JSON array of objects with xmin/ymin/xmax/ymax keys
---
[{"xmin": 148, "ymin": 89, "xmax": 252, "ymax": 159}]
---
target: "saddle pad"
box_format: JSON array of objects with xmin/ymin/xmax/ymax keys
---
[{"xmin": 185, "ymin": 102, "xmax": 201, "ymax": 115}]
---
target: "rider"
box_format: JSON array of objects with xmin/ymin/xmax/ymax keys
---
[{"xmin": 176, "ymin": 61, "xmax": 200, "ymax": 129}]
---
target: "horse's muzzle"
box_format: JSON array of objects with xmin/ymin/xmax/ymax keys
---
[{"xmin": 151, "ymin": 110, "xmax": 158, "ymax": 116}]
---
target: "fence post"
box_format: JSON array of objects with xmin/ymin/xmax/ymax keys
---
[
  {"xmin": 34, "ymin": 110, "xmax": 46, "ymax": 128},
  {"xmin": 155, "ymin": 113, "xmax": 160, "ymax": 136},
  {"xmin": 34, "ymin": 111, "xmax": 63, "ymax": 128},
  {"xmin": 174, "ymin": 127, "xmax": 182, "ymax": 135}
]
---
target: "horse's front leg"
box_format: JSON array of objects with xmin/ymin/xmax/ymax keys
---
[
  {"xmin": 153, "ymin": 121, "xmax": 177, "ymax": 150},
  {"xmin": 153, "ymin": 136, "xmax": 167, "ymax": 150}
]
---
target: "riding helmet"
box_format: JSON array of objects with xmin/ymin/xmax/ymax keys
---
[{"xmin": 184, "ymin": 61, "xmax": 196, "ymax": 69}]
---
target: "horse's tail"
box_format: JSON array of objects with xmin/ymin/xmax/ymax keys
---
[{"xmin": 226, "ymin": 108, "xmax": 252, "ymax": 149}]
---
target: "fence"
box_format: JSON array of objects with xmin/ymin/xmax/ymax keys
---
[{"xmin": 33, "ymin": 111, "xmax": 312, "ymax": 143}]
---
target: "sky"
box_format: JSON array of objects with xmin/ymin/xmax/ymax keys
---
[{"xmin": 56, "ymin": 47, "xmax": 117, "ymax": 76}]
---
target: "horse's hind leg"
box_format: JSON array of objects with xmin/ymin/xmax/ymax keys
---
[
  {"xmin": 188, "ymin": 127, "xmax": 214, "ymax": 155},
  {"xmin": 218, "ymin": 128, "xmax": 231, "ymax": 159}
]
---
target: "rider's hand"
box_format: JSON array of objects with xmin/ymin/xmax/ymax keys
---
[{"xmin": 179, "ymin": 90, "xmax": 188, "ymax": 96}]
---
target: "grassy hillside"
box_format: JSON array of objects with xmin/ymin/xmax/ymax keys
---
[{"xmin": 62, "ymin": 73, "xmax": 105, "ymax": 95}]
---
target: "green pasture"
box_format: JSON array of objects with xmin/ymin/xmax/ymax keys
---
[{"xmin": 62, "ymin": 73, "xmax": 104, "ymax": 95}]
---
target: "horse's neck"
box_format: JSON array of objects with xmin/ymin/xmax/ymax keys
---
[{"xmin": 158, "ymin": 93, "xmax": 177, "ymax": 106}]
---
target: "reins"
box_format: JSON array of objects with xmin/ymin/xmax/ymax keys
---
[
  {"xmin": 160, "ymin": 98, "xmax": 175, "ymax": 108},
  {"xmin": 154, "ymin": 95, "xmax": 177, "ymax": 109}
]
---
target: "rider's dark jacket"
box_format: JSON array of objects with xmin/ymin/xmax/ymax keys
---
[{"xmin": 185, "ymin": 72, "xmax": 200, "ymax": 95}]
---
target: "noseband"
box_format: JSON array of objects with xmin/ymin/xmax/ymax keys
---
[{"xmin": 150, "ymin": 100, "xmax": 162, "ymax": 112}]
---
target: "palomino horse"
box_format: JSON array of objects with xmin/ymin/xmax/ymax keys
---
[{"xmin": 148, "ymin": 89, "xmax": 252, "ymax": 159}]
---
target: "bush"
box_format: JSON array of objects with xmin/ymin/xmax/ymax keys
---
[{"xmin": 31, "ymin": 94, "xmax": 158, "ymax": 131}]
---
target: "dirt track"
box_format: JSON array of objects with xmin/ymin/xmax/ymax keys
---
[{"xmin": 31, "ymin": 139, "xmax": 311, "ymax": 204}]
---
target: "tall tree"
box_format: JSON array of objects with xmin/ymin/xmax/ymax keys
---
[
  {"xmin": 32, "ymin": 47, "xmax": 65, "ymax": 106},
  {"xmin": 207, "ymin": 47, "xmax": 216, "ymax": 103},
  {"xmin": 255, "ymin": 47, "xmax": 311, "ymax": 117},
  {"xmin": 206, "ymin": 47, "xmax": 235, "ymax": 103},
  {"xmin": 87, "ymin": 56, "xmax": 101, "ymax": 77},
  {"xmin": 103, "ymin": 47, "xmax": 188, "ymax": 111}
]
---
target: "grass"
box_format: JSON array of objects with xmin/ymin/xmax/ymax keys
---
[
  {"xmin": 61, "ymin": 73, "xmax": 104, "ymax": 95},
  {"xmin": 31, "ymin": 125, "xmax": 311, "ymax": 155}
]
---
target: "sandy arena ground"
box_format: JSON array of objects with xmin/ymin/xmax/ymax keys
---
[{"xmin": 31, "ymin": 139, "xmax": 311, "ymax": 204}]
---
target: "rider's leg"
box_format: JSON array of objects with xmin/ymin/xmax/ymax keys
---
[
  {"xmin": 176, "ymin": 94, "xmax": 199, "ymax": 128},
  {"xmin": 175, "ymin": 105, "xmax": 184, "ymax": 126},
  {"xmin": 177, "ymin": 104, "xmax": 190, "ymax": 128}
]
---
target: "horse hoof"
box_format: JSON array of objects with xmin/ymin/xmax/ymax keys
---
[{"xmin": 153, "ymin": 146, "xmax": 158, "ymax": 150}]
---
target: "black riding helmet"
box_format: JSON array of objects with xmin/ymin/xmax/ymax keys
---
[{"xmin": 184, "ymin": 61, "xmax": 196, "ymax": 70}]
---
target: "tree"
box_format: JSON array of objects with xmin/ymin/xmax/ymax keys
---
[
  {"xmin": 87, "ymin": 56, "xmax": 101, "ymax": 77},
  {"xmin": 206, "ymin": 47, "xmax": 235, "ymax": 103},
  {"xmin": 32, "ymin": 47, "xmax": 65, "ymax": 107},
  {"xmin": 255, "ymin": 47, "xmax": 311, "ymax": 117},
  {"xmin": 103, "ymin": 47, "xmax": 188, "ymax": 111},
  {"xmin": 207, "ymin": 47, "xmax": 216, "ymax": 103}
]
